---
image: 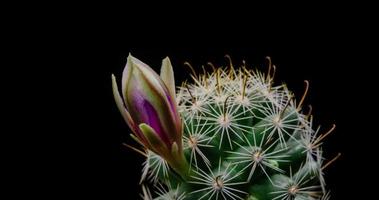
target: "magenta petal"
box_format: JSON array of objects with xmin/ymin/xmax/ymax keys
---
[
  {"xmin": 127, "ymin": 90, "xmax": 170, "ymax": 146},
  {"xmin": 142, "ymin": 100, "xmax": 170, "ymax": 145}
]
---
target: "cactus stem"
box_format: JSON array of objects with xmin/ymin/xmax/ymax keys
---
[
  {"xmin": 188, "ymin": 161, "xmax": 247, "ymax": 199},
  {"xmin": 321, "ymin": 152, "xmax": 341, "ymax": 170},
  {"xmin": 154, "ymin": 181, "xmax": 186, "ymax": 200},
  {"xmin": 298, "ymin": 80, "xmax": 310, "ymax": 110},
  {"xmin": 227, "ymin": 135, "xmax": 287, "ymax": 182},
  {"xmin": 184, "ymin": 119, "xmax": 213, "ymax": 170},
  {"xmin": 184, "ymin": 61, "xmax": 199, "ymax": 80},
  {"xmin": 118, "ymin": 56, "xmax": 337, "ymax": 199}
]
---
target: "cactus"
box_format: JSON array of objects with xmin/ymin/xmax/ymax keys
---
[{"xmin": 112, "ymin": 54, "xmax": 337, "ymax": 200}]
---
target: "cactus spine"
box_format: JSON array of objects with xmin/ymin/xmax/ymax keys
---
[{"xmin": 120, "ymin": 56, "xmax": 335, "ymax": 200}]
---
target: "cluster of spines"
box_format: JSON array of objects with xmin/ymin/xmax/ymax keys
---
[{"xmin": 138, "ymin": 56, "xmax": 336, "ymax": 200}]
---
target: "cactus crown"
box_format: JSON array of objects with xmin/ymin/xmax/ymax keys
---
[{"xmin": 130, "ymin": 56, "xmax": 335, "ymax": 200}]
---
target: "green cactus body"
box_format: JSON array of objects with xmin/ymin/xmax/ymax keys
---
[{"xmin": 122, "ymin": 57, "xmax": 334, "ymax": 200}]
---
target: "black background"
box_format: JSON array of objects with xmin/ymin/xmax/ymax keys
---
[{"xmin": 15, "ymin": 4, "xmax": 375, "ymax": 199}]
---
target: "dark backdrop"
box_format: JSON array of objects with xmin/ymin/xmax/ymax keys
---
[{"xmin": 10, "ymin": 3, "xmax": 375, "ymax": 199}]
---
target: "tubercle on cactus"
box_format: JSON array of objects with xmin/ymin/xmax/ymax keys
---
[{"xmin": 115, "ymin": 55, "xmax": 339, "ymax": 200}]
